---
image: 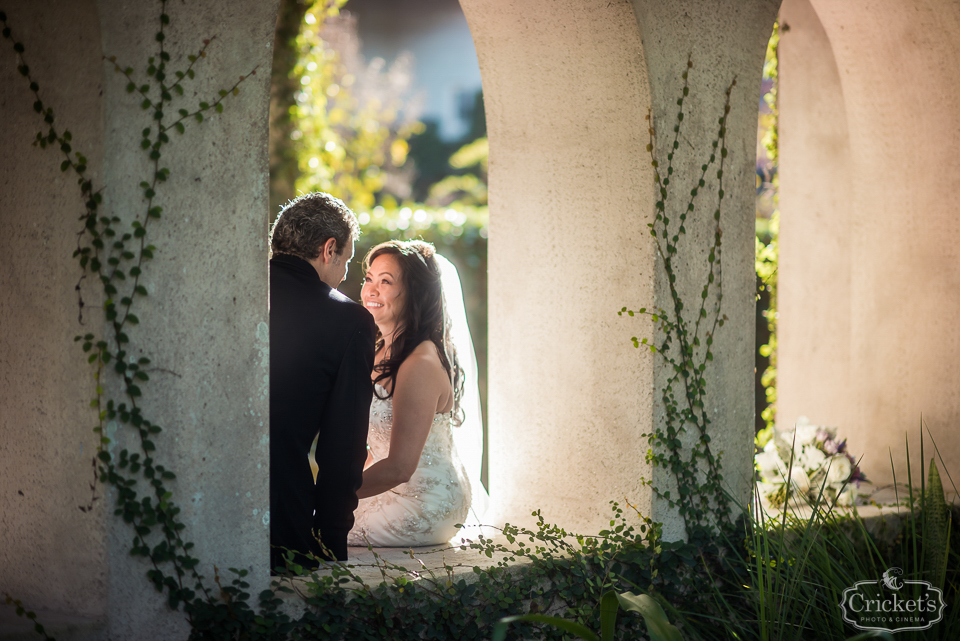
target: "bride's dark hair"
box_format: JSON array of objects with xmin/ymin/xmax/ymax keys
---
[{"xmin": 364, "ymin": 240, "xmax": 463, "ymax": 421}]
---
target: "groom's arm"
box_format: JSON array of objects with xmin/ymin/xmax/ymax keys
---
[{"xmin": 312, "ymin": 313, "xmax": 376, "ymax": 560}]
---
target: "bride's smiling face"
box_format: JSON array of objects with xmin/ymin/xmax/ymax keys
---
[{"xmin": 362, "ymin": 254, "xmax": 406, "ymax": 332}]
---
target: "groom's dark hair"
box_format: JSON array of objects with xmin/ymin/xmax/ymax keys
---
[{"xmin": 270, "ymin": 192, "xmax": 360, "ymax": 260}]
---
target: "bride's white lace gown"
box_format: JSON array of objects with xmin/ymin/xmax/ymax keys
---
[{"xmin": 347, "ymin": 385, "xmax": 471, "ymax": 547}]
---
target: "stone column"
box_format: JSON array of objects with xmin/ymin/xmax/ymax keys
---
[
  {"xmin": 1, "ymin": 0, "xmax": 109, "ymax": 627},
  {"xmin": 464, "ymin": 0, "xmax": 777, "ymax": 538},
  {"xmin": 1, "ymin": 1, "xmax": 278, "ymax": 637},
  {"xmin": 779, "ymin": 0, "xmax": 960, "ymax": 487}
]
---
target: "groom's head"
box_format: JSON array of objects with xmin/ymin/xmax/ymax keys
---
[{"xmin": 270, "ymin": 192, "xmax": 360, "ymax": 287}]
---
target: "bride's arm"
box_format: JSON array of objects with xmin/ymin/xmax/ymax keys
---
[{"xmin": 356, "ymin": 346, "xmax": 449, "ymax": 499}]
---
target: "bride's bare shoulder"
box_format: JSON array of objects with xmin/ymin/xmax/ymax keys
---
[
  {"xmin": 408, "ymin": 340, "xmax": 444, "ymax": 366},
  {"xmin": 397, "ymin": 340, "xmax": 446, "ymax": 379}
]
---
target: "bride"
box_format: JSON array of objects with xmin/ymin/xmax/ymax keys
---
[{"xmin": 347, "ymin": 240, "xmax": 477, "ymax": 547}]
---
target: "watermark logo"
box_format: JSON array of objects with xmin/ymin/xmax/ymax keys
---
[{"xmin": 839, "ymin": 567, "xmax": 947, "ymax": 633}]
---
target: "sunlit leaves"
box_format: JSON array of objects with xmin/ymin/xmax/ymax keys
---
[{"xmin": 288, "ymin": 2, "xmax": 421, "ymax": 212}]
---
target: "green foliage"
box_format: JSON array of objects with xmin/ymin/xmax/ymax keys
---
[
  {"xmin": 616, "ymin": 592, "xmax": 684, "ymax": 641},
  {"xmin": 427, "ymin": 136, "xmax": 489, "ymax": 207},
  {"xmin": 924, "ymin": 460, "xmax": 950, "ymax": 590},
  {"xmin": 619, "ymin": 58, "xmax": 735, "ymax": 536},
  {"xmin": 676, "ymin": 430, "xmax": 960, "ymax": 641},
  {"xmin": 271, "ymin": 0, "xmax": 423, "ymax": 215},
  {"xmin": 2, "ymin": 592, "xmax": 54, "ymax": 641},
  {"xmin": 284, "ymin": 501, "xmax": 690, "ymax": 641},
  {"xmin": 493, "ymin": 590, "xmax": 685, "ymax": 641},
  {"xmin": 756, "ymin": 21, "xmax": 779, "ymax": 433},
  {"xmin": 407, "ymin": 90, "xmax": 487, "ymax": 203}
]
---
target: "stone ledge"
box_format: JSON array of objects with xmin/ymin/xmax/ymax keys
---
[{"xmin": 755, "ymin": 486, "xmax": 959, "ymax": 541}]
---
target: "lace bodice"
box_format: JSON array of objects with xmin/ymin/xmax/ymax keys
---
[
  {"xmin": 347, "ymin": 386, "xmax": 471, "ymax": 547},
  {"xmin": 365, "ymin": 387, "xmax": 455, "ymax": 466}
]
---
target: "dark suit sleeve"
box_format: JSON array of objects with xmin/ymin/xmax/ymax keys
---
[{"xmin": 312, "ymin": 316, "xmax": 376, "ymax": 560}]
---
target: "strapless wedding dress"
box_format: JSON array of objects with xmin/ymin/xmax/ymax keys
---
[{"xmin": 347, "ymin": 385, "xmax": 471, "ymax": 547}]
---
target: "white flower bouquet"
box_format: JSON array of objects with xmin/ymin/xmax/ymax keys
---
[{"xmin": 755, "ymin": 417, "xmax": 868, "ymax": 508}]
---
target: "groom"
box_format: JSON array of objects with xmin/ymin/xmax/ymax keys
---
[{"xmin": 269, "ymin": 192, "xmax": 376, "ymax": 570}]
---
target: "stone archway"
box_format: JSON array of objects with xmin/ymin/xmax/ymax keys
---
[
  {"xmin": 1, "ymin": 0, "xmax": 777, "ymax": 635},
  {"xmin": 778, "ymin": 0, "xmax": 960, "ymax": 488}
]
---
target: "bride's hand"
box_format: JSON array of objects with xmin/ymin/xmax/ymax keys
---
[
  {"xmin": 363, "ymin": 446, "xmax": 374, "ymax": 471},
  {"xmin": 356, "ymin": 342, "xmax": 451, "ymax": 499}
]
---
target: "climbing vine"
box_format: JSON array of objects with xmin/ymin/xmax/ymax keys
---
[
  {"xmin": 620, "ymin": 59, "xmax": 736, "ymax": 537},
  {"xmin": 0, "ymin": 3, "xmax": 278, "ymax": 636}
]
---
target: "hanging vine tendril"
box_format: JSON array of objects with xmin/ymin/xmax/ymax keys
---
[{"xmin": 620, "ymin": 58, "xmax": 737, "ymax": 538}]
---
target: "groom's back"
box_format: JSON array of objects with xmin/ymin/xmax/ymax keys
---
[
  {"xmin": 270, "ymin": 254, "xmax": 367, "ymax": 416},
  {"xmin": 269, "ymin": 252, "xmax": 375, "ymax": 566}
]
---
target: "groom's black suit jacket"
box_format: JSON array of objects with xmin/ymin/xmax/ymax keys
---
[{"xmin": 269, "ymin": 254, "xmax": 376, "ymax": 569}]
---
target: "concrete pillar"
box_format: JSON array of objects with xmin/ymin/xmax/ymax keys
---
[
  {"xmin": 1, "ymin": 0, "xmax": 108, "ymax": 627},
  {"xmin": 464, "ymin": 0, "xmax": 777, "ymax": 538},
  {"xmin": 779, "ymin": 0, "xmax": 960, "ymax": 487},
  {"xmin": 1, "ymin": 1, "xmax": 277, "ymax": 637}
]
